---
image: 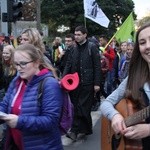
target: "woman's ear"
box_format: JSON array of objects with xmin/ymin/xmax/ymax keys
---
[{"xmin": 34, "ymin": 60, "xmax": 40, "ymax": 69}]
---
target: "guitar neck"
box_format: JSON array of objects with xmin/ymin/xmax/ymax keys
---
[{"xmin": 125, "ymin": 105, "xmax": 150, "ymax": 127}]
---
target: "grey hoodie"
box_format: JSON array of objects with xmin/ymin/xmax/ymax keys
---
[{"xmin": 100, "ymin": 77, "xmax": 150, "ymax": 120}]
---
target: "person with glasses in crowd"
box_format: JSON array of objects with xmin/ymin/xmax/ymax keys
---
[
  {"xmin": 0, "ymin": 44, "xmax": 64, "ymax": 150},
  {"xmin": 58, "ymin": 33, "xmax": 75, "ymax": 74}
]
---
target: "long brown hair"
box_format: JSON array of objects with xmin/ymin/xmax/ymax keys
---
[{"xmin": 125, "ymin": 22, "xmax": 150, "ymax": 107}]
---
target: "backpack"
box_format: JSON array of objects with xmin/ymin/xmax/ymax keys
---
[
  {"xmin": 88, "ymin": 42, "xmax": 93, "ymax": 56},
  {"xmin": 37, "ymin": 76, "xmax": 74, "ymax": 135}
]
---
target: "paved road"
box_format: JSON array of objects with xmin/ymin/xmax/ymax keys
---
[
  {"xmin": 0, "ymin": 106, "xmax": 102, "ymax": 150},
  {"xmin": 63, "ymin": 108, "xmax": 101, "ymax": 150}
]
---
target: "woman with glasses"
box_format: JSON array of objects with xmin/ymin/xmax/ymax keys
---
[{"xmin": 0, "ymin": 44, "xmax": 63, "ymax": 150}]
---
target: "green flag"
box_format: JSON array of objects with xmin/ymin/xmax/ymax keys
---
[{"xmin": 115, "ymin": 12, "xmax": 135, "ymax": 43}]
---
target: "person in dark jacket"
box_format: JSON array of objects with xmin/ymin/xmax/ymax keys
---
[
  {"xmin": 0, "ymin": 44, "xmax": 17, "ymax": 102},
  {"xmin": 0, "ymin": 44, "xmax": 63, "ymax": 150},
  {"xmin": 59, "ymin": 33, "xmax": 75, "ymax": 74},
  {"xmin": 2, "ymin": 45, "xmax": 17, "ymax": 92},
  {"xmin": 63, "ymin": 25, "xmax": 101, "ymax": 142}
]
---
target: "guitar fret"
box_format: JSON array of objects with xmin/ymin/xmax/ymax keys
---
[
  {"xmin": 101, "ymin": 99, "xmax": 150, "ymax": 150},
  {"xmin": 125, "ymin": 105, "xmax": 150, "ymax": 127}
]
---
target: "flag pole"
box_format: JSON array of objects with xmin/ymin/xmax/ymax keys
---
[
  {"xmin": 104, "ymin": 12, "xmax": 134, "ymax": 50},
  {"xmin": 103, "ymin": 31, "xmax": 118, "ymax": 50},
  {"xmin": 84, "ymin": 15, "xmax": 87, "ymax": 28}
]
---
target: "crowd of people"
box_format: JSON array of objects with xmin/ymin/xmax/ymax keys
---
[{"xmin": 0, "ymin": 21, "xmax": 148, "ymax": 149}]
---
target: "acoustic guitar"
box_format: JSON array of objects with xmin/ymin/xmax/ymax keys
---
[{"xmin": 101, "ymin": 99, "xmax": 150, "ymax": 150}]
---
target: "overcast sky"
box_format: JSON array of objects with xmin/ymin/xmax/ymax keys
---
[{"xmin": 132, "ymin": 0, "xmax": 150, "ymax": 19}]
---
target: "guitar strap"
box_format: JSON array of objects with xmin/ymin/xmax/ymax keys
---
[
  {"xmin": 139, "ymin": 83, "xmax": 150, "ymax": 107},
  {"xmin": 140, "ymin": 83, "xmax": 150, "ymax": 150},
  {"xmin": 143, "ymin": 83, "xmax": 150, "ymax": 103},
  {"xmin": 141, "ymin": 83, "xmax": 150, "ymax": 124}
]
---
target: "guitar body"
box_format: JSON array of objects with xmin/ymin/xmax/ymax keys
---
[{"xmin": 101, "ymin": 99, "xmax": 143, "ymax": 150}]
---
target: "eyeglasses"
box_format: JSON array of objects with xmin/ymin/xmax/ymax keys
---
[
  {"xmin": 65, "ymin": 40, "xmax": 73, "ymax": 42},
  {"xmin": 14, "ymin": 61, "xmax": 34, "ymax": 69}
]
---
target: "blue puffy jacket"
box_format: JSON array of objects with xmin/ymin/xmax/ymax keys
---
[{"xmin": 0, "ymin": 71, "xmax": 64, "ymax": 150}]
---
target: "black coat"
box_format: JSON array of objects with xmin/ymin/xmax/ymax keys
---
[
  {"xmin": 63, "ymin": 41, "xmax": 101, "ymax": 86},
  {"xmin": 59, "ymin": 46, "xmax": 73, "ymax": 73}
]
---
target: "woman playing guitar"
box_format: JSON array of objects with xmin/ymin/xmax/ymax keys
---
[{"xmin": 100, "ymin": 22, "xmax": 150, "ymax": 150}]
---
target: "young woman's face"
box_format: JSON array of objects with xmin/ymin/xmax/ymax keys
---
[
  {"xmin": 2, "ymin": 47, "xmax": 11, "ymax": 61},
  {"xmin": 14, "ymin": 51, "xmax": 40, "ymax": 81},
  {"xmin": 138, "ymin": 26, "xmax": 150, "ymax": 65},
  {"xmin": 127, "ymin": 45, "xmax": 134, "ymax": 57},
  {"xmin": 20, "ymin": 33, "xmax": 30, "ymax": 44},
  {"xmin": 120, "ymin": 42, "xmax": 127, "ymax": 53}
]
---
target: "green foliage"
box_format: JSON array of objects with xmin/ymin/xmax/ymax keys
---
[{"xmin": 41, "ymin": 0, "xmax": 135, "ymax": 38}]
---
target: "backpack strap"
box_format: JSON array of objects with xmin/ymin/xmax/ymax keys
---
[
  {"xmin": 88, "ymin": 42, "xmax": 93, "ymax": 56},
  {"xmin": 37, "ymin": 76, "xmax": 53, "ymax": 107}
]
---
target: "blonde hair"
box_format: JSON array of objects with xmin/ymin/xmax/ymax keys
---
[
  {"xmin": 2, "ymin": 45, "xmax": 16, "ymax": 76},
  {"xmin": 21, "ymin": 28, "xmax": 45, "ymax": 53}
]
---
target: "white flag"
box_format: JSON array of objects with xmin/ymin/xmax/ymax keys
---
[{"xmin": 84, "ymin": 0, "xmax": 110, "ymax": 28}]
